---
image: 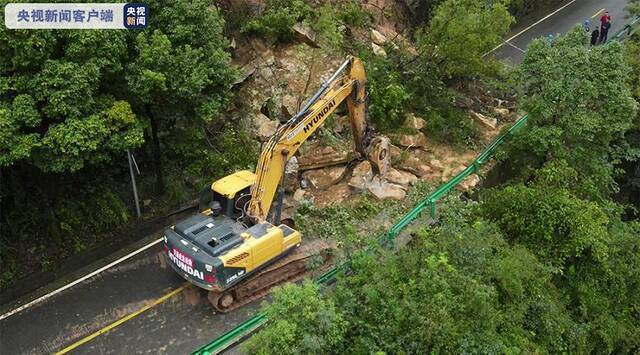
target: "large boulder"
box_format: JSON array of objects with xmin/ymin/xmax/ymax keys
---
[
  {"xmin": 492, "ymin": 107, "xmax": 510, "ymax": 119},
  {"xmin": 396, "ymin": 155, "xmax": 432, "ymax": 177},
  {"xmin": 459, "ymin": 174, "xmax": 481, "ymax": 191},
  {"xmin": 403, "ymin": 113, "xmax": 426, "ymax": 130},
  {"xmin": 312, "ymin": 183, "xmax": 352, "ymax": 207},
  {"xmin": 470, "ymin": 111, "xmax": 497, "ymax": 129},
  {"xmin": 282, "ymin": 94, "xmax": 300, "ymax": 119},
  {"xmin": 284, "ymin": 156, "xmax": 299, "ymax": 192},
  {"xmin": 385, "ymin": 167, "xmax": 417, "ymax": 187},
  {"xmin": 299, "ymin": 145, "xmax": 353, "ymax": 170},
  {"xmin": 371, "ymin": 43, "xmax": 387, "ymax": 57},
  {"xmin": 370, "ymin": 28, "xmax": 387, "ymax": 45},
  {"xmin": 252, "ymin": 113, "xmax": 279, "ymax": 141},
  {"xmin": 348, "ymin": 161, "xmax": 374, "ymax": 190},
  {"xmin": 293, "ymin": 23, "xmax": 320, "ymax": 48},
  {"xmin": 367, "ymin": 176, "xmax": 406, "ymax": 200},
  {"xmin": 302, "ymin": 165, "xmax": 348, "ymax": 190},
  {"xmin": 394, "ymin": 132, "xmax": 428, "ymax": 148}
]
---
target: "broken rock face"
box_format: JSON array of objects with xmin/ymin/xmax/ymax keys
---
[
  {"xmin": 302, "ymin": 165, "xmax": 348, "ymax": 190},
  {"xmin": 298, "ymin": 144, "xmax": 353, "ymax": 171},
  {"xmin": 348, "ymin": 161, "xmax": 374, "ymax": 190},
  {"xmin": 371, "ymin": 43, "xmax": 387, "ymax": 57},
  {"xmin": 370, "ymin": 28, "xmax": 387, "ymax": 45},
  {"xmin": 403, "ymin": 113, "xmax": 426, "ymax": 130},
  {"xmin": 367, "ymin": 176, "xmax": 406, "ymax": 200},
  {"xmin": 394, "ymin": 132, "xmax": 428, "ymax": 148},
  {"xmin": 312, "ymin": 183, "xmax": 352, "ymax": 207},
  {"xmin": 293, "ymin": 23, "xmax": 320, "ymax": 48},
  {"xmin": 349, "ymin": 161, "xmax": 407, "ymax": 200},
  {"xmin": 252, "ymin": 113, "xmax": 279, "ymax": 141},
  {"xmin": 385, "ymin": 167, "xmax": 417, "ymax": 187},
  {"xmin": 396, "ymin": 154, "xmax": 432, "ymax": 177},
  {"xmin": 470, "ymin": 111, "xmax": 497, "ymax": 129},
  {"xmin": 284, "ymin": 156, "xmax": 299, "ymax": 192}
]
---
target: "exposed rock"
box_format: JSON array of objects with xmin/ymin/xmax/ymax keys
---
[
  {"xmin": 293, "ymin": 188, "xmax": 307, "ymax": 202},
  {"xmin": 348, "ymin": 161, "xmax": 406, "ymax": 200},
  {"xmin": 252, "ymin": 113, "xmax": 279, "ymax": 141},
  {"xmin": 389, "ymin": 144, "xmax": 402, "ymax": 162},
  {"xmin": 282, "ymin": 94, "xmax": 299, "ymax": 118},
  {"xmin": 368, "ymin": 176, "xmax": 406, "ymax": 200},
  {"xmin": 229, "ymin": 37, "xmax": 236, "ymax": 50},
  {"xmin": 428, "ymin": 159, "xmax": 444, "ymax": 171},
  {"xmin": 348, "ymin": 161, "xmax": 374, "ymax": 190},
  {"xmin": 394, "ymin": 132, "xmax": 428, "ymax": 148},
  {"xmin": 293, "ymin": 23, "xmax": 320, "ymax": 48},
  {"xmin": 284, "ymin": 156, "xmax": 299, "ymax": 192},
  {"xmin": 312, "ymin": 183, "xmax": 352, "ymax": 207},
  {"xmin": 396, "ymin": 155, "xmax": 432, "ymax": 177},
  {"xmin": 371, "ymin": 43, "xmax": 387, "ymax": 57},
  {"xmin": 403, "ymin": 113, "xmax": 426, "ymax": 130},
  {"xmin": 492, "ymin": 107, "xmax": 510, "ymax": 119},
  {"xmin": 470, "ymin": 111, "xmax": 497, "ymax": 129},
  {"xmin": 370, "ymin": 28, "xmax": 387, "ymax": 45},
  {"xmin": 249, "ymin": 37, "xmax": 273, "ymax": 60},
  {"xmin": 385, "ymin": 167, "xmax": 417, "ymax": 187},
  {"xmin": 143, "ymin": 199, "xmax": 151, "ymax": 207},
  {"xmin": 299, "ymin": 145, "xmax": 353, "ymax": 170},
  {"xmin": 459, "ymin": 174, "xmax": 481, "ymax": 191},
  {"xmin": 302, "ymin": 165, "xmax": 347, "ymax": 190},
  {"xmin": 232, "ymin": 63, "xmax": 256, "ymax": 85}
]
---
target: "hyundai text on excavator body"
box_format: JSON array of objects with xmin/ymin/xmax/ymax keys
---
[{"xmin": 163, "ymin": 57, "xmax": 389, "ymax": 312}]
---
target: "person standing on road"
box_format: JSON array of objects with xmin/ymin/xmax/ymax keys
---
[
  {"xmin": 600, "ymin": 20, "xmax": 611, "ymax": 44},
  {"xmin": 600, "ymin": 11, "xmax": 611, "ymax": 27},
  {"xmin": 591, "ymin": 28, "xmax": 600, "ymax": 45}
]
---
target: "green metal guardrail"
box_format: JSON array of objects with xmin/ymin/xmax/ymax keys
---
[
  {"xmin": 611, "ymin": 16, "xmax": 640, "ymax": 42},
  {"xmin": 191, "ymin": 15, "xmax": 640, "ymax": 355},
  {"xmin": 192, "ymin": 113, "xmax": 530, "ymax": 355}
]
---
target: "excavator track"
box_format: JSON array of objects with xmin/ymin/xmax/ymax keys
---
[{"xmin": 207, "ymin": 239, "xmax": 334, "ymax": 313}]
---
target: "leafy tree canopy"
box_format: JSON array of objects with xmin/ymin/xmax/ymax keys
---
[{"xmin": 504, "ymin": 26, "xmax": 638, "ymax": 198}]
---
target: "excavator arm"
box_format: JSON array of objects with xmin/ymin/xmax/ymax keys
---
[{"xmin": 247, "ymin": 56, "xmax": 374, "ymax": 222}]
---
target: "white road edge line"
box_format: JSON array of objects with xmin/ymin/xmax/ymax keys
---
[
  {"xmin": 505, "ymin": 41, "xmax": 526, "ymax": 53},
  {"xmin": 0, "ymin": 237, "xmax": 164, "ymax": 321},
  {"xmin": 484, "ymin": 0, "xmax": 578, "ymax": 56}
]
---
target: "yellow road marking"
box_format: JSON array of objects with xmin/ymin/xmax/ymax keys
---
[
  {"xmin": 592, "ymin": 8, "xmax": 605, "ymax": 19},
  {"xmin": 55, "ymin": 284, "xmax": 187, "ymax": 354}
]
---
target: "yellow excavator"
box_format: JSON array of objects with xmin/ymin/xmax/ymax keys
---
[{"xmin": 163, "ymin": 56, "xmax": 388, "ymax": 312}]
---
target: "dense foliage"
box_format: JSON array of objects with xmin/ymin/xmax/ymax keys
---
[{"xmin": 0, "ymin": 0, "xmax": 246, "ymax": 285}]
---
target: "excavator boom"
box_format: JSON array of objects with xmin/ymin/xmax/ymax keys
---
[{"xmin": 247, "ymin": 56, "xmax": 369, "ymax": 222}]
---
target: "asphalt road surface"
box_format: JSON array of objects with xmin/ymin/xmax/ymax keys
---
[
  {"xmin": 0, "ymin": 1, "xmax": 632, "ymax": 353},
  {"xmin": 493, "ymin": 0, "xmax": 630, "ymax": 64}
]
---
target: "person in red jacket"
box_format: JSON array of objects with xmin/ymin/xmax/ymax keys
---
[{"xmin": 600, "ymin": 11, "xmax": 611, "ymax": 27}]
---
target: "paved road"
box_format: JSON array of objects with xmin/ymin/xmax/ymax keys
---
[
  {"xmin": 494, "ymin": 0, "xmax": 630, "ymax": 64},
  {"xmin": 0, "ymin": 2, "xmax": 632, "ymax": 354}
]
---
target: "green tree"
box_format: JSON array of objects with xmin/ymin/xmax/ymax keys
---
[
  {"xmin": 418, "ymin": 0, "xmax": 514, "ymax": 79},
  {"xmin": 242, "ymin": 280, "xmax": 347, "ymax": 355},
  {"xmin": 0, "ymin": 26, "xmax": 143, "ymax": 172},
  {"xmin": 127, "ymin": 0, "xmax": 235, "ymax": 192},
  {"xmin": 504, "ymin": 27, "xmax": 638, "ymax": 198}
]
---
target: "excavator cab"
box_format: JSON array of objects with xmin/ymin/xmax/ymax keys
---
[{"xmin": 198, "ymin": 170, "xmax": 256, "ymax": 220}]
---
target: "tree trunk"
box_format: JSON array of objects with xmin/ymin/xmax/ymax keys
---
[{"xmin": 148, "ymin": 106, "xmax": 165, "ymax": 193}]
